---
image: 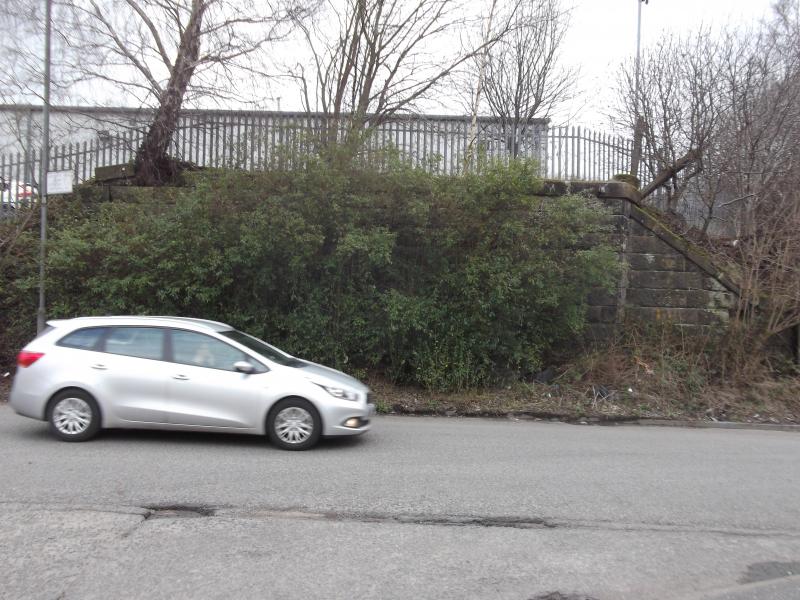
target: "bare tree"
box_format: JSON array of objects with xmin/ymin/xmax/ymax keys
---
[
  {"xmin": 0, "ymin": 1, "xmax": 85, "ymax": 106},
  {"xmin": 476, "ymin": 0, "xmax": 574, "ymax": 159},
  {"xmin": 2, "ymin": 0, "xmax": 309, "ymax": 184},
  {"xmin": 288, "ymin": 0, "xmax": 519, "ymax": 159},
  {"xmin": 0, "ymin": 0, "xmax": 86, "ymax": 172},
  {"xmin": 62, "ymin": 0, "xmax": 312, "ymax": 184},
  {"xmin": 613, "ymin": 29, "xmax": 723, "ymax": 215},
  {"xmin": 711, "ymin": 5, "xmax": 800, "ymax": 374},
  {"xmin": 615, "ymin": 3, "xmax": 800, "ymax": 374},
  {"xmin": 463, "ymin": 0, "xmax": 499, "ymax": 168}
]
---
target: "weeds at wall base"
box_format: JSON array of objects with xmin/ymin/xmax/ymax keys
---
[{"xmin": 367, "ymin": 373, "xmax": 800, "ymax": 425}]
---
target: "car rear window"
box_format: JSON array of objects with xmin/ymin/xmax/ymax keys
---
[{"xmin": 57, "ymin": 327, "xmax": 108, "ymax": 350}]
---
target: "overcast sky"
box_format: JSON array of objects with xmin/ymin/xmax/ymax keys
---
[
  {"xmin": 561, "ymin": 0, "xmax": 776, "ymax": 129},
  {"xmin": 1, "ymin": 0, "xmax": 780, "ymax": 133},
  {"xmin": 267, "ymin": 0, "xmax": 779, "ymax": 127}
]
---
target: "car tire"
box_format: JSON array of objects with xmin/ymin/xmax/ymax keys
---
[
  {"xmin": 267, "ymin": 397, "xmax": 321, "ymax": 451},
  {"xmin": 46, "ymin": 389, "xmax": 101, "ymax": 442}
]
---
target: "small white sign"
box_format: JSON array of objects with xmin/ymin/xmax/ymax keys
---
[{"xmin": 47, "ymin": 170, "xmax": 74, "ymax": 195}]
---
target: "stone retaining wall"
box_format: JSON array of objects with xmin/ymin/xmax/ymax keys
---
[
  {"xmin": 539, "ymin": 180, "xmax": 739, "ymax": 337},
  {"xmin": 81, "ymin": 178, "xmax": 741, "ymax": 337}
]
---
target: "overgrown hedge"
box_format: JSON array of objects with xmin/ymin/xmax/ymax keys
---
[{"xmin": 1, "ymin": 160, "xmax": 618, "ymax": 390}]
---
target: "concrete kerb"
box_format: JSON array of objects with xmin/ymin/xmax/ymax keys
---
[
  {"xmin": 382, "ymin": 410, "xmax": 800, "ymax": 432},
  {"xmin": 631, "ymin": 419, "xmax": 800, "ymax": 433},
  {"xmin": 526, "ymin": 415, "xmax": 800, "ymax": 433}
]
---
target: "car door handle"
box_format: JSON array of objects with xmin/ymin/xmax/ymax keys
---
[
  {"xmin": 173, "ymin": 374, "xmax": 189, "ymax": 381},
  {"xmin": 91, "ymin": 363, "xmax": 107, "ymax": 370}
]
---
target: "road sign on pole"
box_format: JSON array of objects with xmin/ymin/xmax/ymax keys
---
[{"xmin": 46, "ymin": 170, "xmax": 73, "ymax": 195}]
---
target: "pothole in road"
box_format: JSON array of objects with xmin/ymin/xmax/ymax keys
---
[
  {"xmin": 739, "ymin": 561, "xmax": 800, "ymax": 584},
  {"xmin": 143, "ymin": 505, "xmax": 217, "ymax": 519}
]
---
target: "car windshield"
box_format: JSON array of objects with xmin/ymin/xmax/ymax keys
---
[{"xmin": 221, "ymin": 330, "xmax": 302, "ymax": 367}]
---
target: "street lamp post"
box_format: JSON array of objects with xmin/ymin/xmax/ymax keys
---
[
  {"xmin": 37, "ymin": 0, "xmax": 51, "ymax": 334},
  {"xmin": 631, "ymin": 0, "xmax": 647, "ymax": 180},
  {"xmin": 635, "ymin": 0, "xmax": 644, "ymax": 97}
]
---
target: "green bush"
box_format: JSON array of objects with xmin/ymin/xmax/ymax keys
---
[
  {"xmin": 4, "ymin": 159, "xmax": 619, "ymax": 390},
  {"xmin": 0, "ymin": 216, "xmax": 39, "ymax": 370}
]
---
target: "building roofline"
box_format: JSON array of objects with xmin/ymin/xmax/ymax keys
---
[{"xmin": 0, "ymin": 104, "xmax": 550, "ymax": 125}]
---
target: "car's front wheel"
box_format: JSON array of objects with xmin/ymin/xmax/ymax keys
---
[
  {"xmin": 47, "ymin": 390, "xmax": 101, "ymax": 442},
  {"xmin": 267, "ymin": 397, "xmax": 321, "ymax": 451}
]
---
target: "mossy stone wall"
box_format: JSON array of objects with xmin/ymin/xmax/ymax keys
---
[{"xmin": 537, "ymin": 181, "xmax": 739, "ymax": 338}]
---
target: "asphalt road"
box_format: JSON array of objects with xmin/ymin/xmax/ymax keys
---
[{"xmin": 1, "ymin": 405, "xmax": 799, "ymax": 600}]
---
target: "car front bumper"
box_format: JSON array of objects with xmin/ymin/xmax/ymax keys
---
[{"xmin": 323, "ymin": 402, "xmax": 376, "ymax": 437}]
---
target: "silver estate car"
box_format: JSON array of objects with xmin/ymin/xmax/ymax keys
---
[{"xmin": 10, "ymin": 316, "xmax": 375, "ymax": 450}]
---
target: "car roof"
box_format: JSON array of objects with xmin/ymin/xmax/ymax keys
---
[{"xmin": 46, "ymin": 316, "xmax": 233, "ymax": 333}]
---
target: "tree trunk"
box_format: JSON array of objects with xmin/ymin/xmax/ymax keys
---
[
  {"xmin": 639, "ymin": 149, "xmax": 698, "ymax": 201},
  {"xmin": 134, "ymin": 0, "xmax": 207, "ymax": 186},
  {"xmin": 630, "ymin": 116, "xmax": 645, "ymax": 179}
]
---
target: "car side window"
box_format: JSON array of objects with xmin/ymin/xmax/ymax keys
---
[
  {"xmin": 105, "ymin": 327, "xmax": 165, "ymax": 360},
  {"xmin": 57, "ymin": 327, "xmax": 108, "ymax": 350},
  {"xmin": 170, "ymin": 330, "xmax": 263, "ymax": 372}
]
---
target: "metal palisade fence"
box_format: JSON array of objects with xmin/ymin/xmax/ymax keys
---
[
  {"xmin": 546, "ymin": 125, "xmax": 633, "ymax": 182},
  {"xmin": 0, "ymin": 108, "xmax": 634, "ymax": 210}
]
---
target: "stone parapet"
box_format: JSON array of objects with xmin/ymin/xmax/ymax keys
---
[{"xmin": 536, "ymin": 179, "xmax": 739, "ymax": 330}]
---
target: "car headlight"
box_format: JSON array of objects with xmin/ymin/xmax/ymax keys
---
[{"xmin": 317, "ymin": 384, "xmax": 359, "ymax": 401}]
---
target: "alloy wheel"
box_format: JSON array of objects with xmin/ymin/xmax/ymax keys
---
[
  {"xmin": 274, "ymin": 406, "xmax": 314, "ymax": 444},
  {"xmin": 52, "ymin": 397, "xmax": 92, "ymax": 435}
]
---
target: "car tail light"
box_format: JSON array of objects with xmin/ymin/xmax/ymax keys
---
[{"xmin": 17, "ymin": 351, "xmax": 44, "ymax": 367}]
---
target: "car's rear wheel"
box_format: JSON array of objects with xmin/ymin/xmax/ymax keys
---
[
  {"xmin": 267, "ymin": 397, "xmax": 321, "ymax": 451},
  {"xmin": 47, "ymin": 390, "xmax": 101, "ymax": 442}
]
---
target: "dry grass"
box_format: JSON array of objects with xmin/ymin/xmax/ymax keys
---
[
  {"xmin": 367, "ymin": 373, "xmax": 799, "ymax": 424},
  {"xmin": 367, "ymin": 327, "xmax": 800, "ymax": 424}
]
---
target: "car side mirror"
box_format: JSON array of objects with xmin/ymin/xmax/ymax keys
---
[{"xmin": 233, "ymin": 361, "xmax": 255, "ymax": 374}]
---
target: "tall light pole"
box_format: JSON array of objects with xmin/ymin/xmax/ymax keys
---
[
  {"xmin": 37, "ymin": 0, "xmax": 52, "ymax": 334},
  {"xmin": 635, "ymin": 0, "xmax": 644, "ymax": 98},
  {"xmin": 631, "ymin": 0, "xmax": 647, "ymax": 180}
]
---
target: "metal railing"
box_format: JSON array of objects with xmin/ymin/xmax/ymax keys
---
[
  {"xmin": 0, "ymin": 107, "xmax": 635, "ymax": 209},
  {"xmin": 546, "ymin": 125, "xmax": 633, "ymax": 181}
]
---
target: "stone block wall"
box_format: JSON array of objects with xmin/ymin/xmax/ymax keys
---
[
  {"xmin": 622, "ymin": 218, "xmax": 734, "ymax": 326},
  {"xmin": 539, "ymin": 180, "xmax": 740, "ymax": 337}
]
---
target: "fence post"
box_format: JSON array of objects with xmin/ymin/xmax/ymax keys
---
[{"xmin": 25, "ymin": 108, "xmax": 33, "ymax": 186}]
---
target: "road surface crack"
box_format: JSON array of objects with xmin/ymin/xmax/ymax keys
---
[
  {"xmin": 224, "ymin": 507, "xmax": 558, "ymax": 529},
  {"xmin": 142, "ymin": 504, "xmax": 217, "ymax": 519}
]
